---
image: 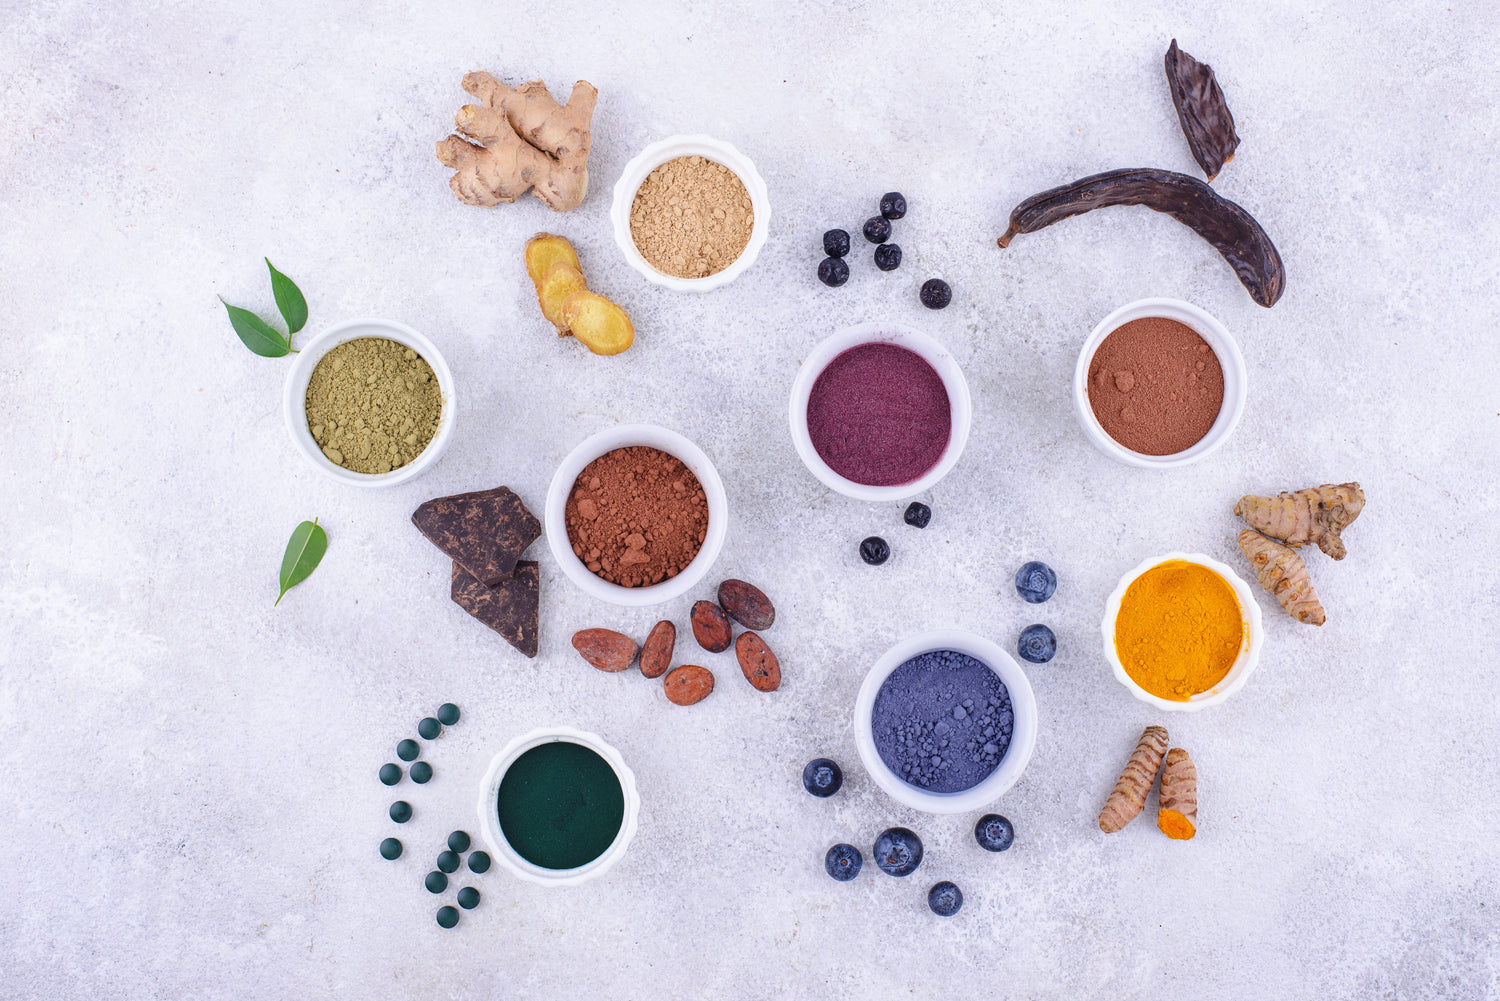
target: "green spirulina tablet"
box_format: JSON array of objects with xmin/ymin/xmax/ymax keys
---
[
  {"xmin": 410, "ymin": 761, "xmax": 433, "ymax": 784},
  {"xmin": 378, "ymin": 763, "xmax": 401, "ymax": 786},
  {"xmin": 397, "ymin": 739, "xmax": 420, "ymax": 762},
  {"xmin": 448, "ymin": 830, "xmax": 470, "ymax": 854},
  {"xmin": 418, "ymin": 717, "xmax": 441, "ymax": 740},
  {"xmin": 389, "ymin": 801, "xmax": 412, "ymax": 824},
  {"xmin": 436, "ymin": 905, "xmax": 460, "ymax": 929},
  {"xmin": 379, "ymin": 838, "xmax": 402, "ymax": 860},
  {"xmin": 467, "ymin": 851, "xmax": 491, "ymax": 874},
  {"xmin": 456, "ymin": 886, "xmax": 480, "ymax": 910},
  {"xmin": 436, "ymin": 850, "xmax": 459, "ymax": 873},
  {"xmin": 438, "ymin": 703, "xmax": 461, "ymax": 726},
  {"xmin": 425, "ymin": 871, "xmax": 447, "ymax": 894}
]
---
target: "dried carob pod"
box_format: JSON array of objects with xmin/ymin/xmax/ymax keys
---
[
  {"xmin": 997, "ymin": 168, "xmax": 1284, "ymax": 307},
  {"xmin": 1165, "ymin": 39, "xmax": 1240, "ymax": 181}
]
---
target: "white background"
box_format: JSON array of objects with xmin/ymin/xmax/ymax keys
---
[{"xmin": 3, "ymin": 1, "xmax": 1497, "ymax": 998}]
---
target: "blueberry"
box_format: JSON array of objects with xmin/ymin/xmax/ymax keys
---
[
  {"xmin": 863, "ymin": 216, "xmax": 892, "ymax": 244},
  {"xmin": 975, "ymin": 813, "xmax": 1015, "ymax": 852},
  {"xmin": 425, "ymin": 870, "xmax": 448, "ymax": 894},
  {"xmin": 928, "ymin": 880, "xmax": 963, "ymax": 916},
  {"xmin": 448, "ymin": 830, "xmax": 471, "ymax": 854},
  {"xmin": 437, "ymin": 703, "xmax": 461, "ymax": 726},
  {"xmin": 904, "ymin": 502, "xmax": 931, "ymax": 529},
  {"xmin": 436, "ymin": 850, "xmax": 459, "ymax": 873},
  {"xmin": 880, "ymin": 192, "xmax": 907, "ymax": 220},
  {"xmin": 873, "ymin": 243, "xmax": 902, "ymax": 271},
  {"xmin": 435, "ymin": 905, "xmax": 460, "ymax": 929},
  {"xmin": 802, "ymin": 758, "xmax": 843, "ymax": 797},
  {"xmin": 467, "ymin": 851, "xmax": 492, "ymax": 874},
  {"xmin": 1018, "ymin": 624, "xmax": 1056, "ymax": 664},
  {"xmin": 1014, "ymin": 561, "xmax": 1057, "ymax": 603},
  {"xmin": 410, "ymin": 761, "xmax": 433, "ymax": 784},
  {"xmin": 873, "ymin": 827, "xmax": 924, "ymax": 877},
  {"xmin": 818, "ymin": 256, "xmax": 849, "ymax": 287},
  {"xmin": 379, "ymin": 837, "xmax": 402, "ymax": 861},
  {"xmin": 860, "ymin": 536, "xmax": 890, "ymax": 566},
  {"xmin": 919, "ymin": 278, "xmax": 951, "ymax": 309},
  {"xmin": 378, "ymin": 763, "xmax": 402, "ymax": 786},
  {"xmin": 418, "ymin": 717, "xmax": 441, "ymax": 740},
  {"xmin": 396, "ymin": 739, "xmax": 420, "ymax": 762},
  {"xmin": 389, "ymin": 800, "xmax": 412, "ymax": 824},
  {"xmin": 456, "ymin": 886, "xmax": 481, "ymax": 910},
  {"xmin": 823, "ymin": 229, "xmax": 851, "ymax": 258},
  {"xmin": 824, "ymin": 843, "xmax": 863, "ymax": 881}
]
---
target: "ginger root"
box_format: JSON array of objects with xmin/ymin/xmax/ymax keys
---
[
  {"xmin": 436, "ymin": 73, "xmax": 597, "ymax": 211},
  {"xmin": 1098, "ymin": 724, "xmax": 1169, "ymax": 833},
  {"xmin": 1239, "ymin": 529, "xmax": 1326, "ymax": 626},
  {"xmin": 523, "ymin": 233, "xmax": 634, "ymax": 355},
  {"xmin": 1157, "ymin": 747, "xmax": 1199, "ymax": 840},
  {"xmin": 1234, "ymin": 482, "xmax": 1365, "ymax": 561}
]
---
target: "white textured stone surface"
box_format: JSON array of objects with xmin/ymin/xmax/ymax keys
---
[{"xmin": 3, "ymin": 2, "xmax": 1498, "ymax": 997}]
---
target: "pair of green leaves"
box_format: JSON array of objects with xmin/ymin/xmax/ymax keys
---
[
  {"xmin": 221, "ymin": 259, "xmax": 308, "ymax": 357},
  {"xmin": 277, "ymin": 518, "xmax": 328, "ymax": 606}
]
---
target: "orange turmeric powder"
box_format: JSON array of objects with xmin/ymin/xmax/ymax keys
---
[{"xmin": 1114, "ymin": 560, "xmax": 1244, "ymax": 701}]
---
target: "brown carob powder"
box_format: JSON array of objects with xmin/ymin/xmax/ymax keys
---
[
  {"xmin": 629, "ymin": 156, "xmax": 753, "ymax": 279},
  {"xmin": 1087, "ymin": 317, "xmax": 1224, "ymax": 455},
  {"xmin": 305, "ymin": 337, "xmax": 442, "ymax": 474},
  {"xmin": 565, "ymin": 446, "xmax": 709, "ymax": 588}
]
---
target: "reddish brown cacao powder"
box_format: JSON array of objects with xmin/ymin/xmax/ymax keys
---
[
  {"xmin": 1087, "ymin": 316, "xmax": 1224, "ymax": 455},
  {"xmin": 565, "ymin": 445, "xmax": 708, "ymax": 588}
]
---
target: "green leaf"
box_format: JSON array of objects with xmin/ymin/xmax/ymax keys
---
[
  {"xmin": 276, "ymin": 518, "xmax": 328, "ymax": 607},
  {"xmin": 221, "ymin": 297, "xmax": 289, "ymax": 357},
  {"xmin": 265, "ymin": 258, "xmax": 308, "ymax": 335}
]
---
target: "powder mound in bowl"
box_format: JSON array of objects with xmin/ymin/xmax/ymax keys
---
[
  {"xmin": 629, "ymin": 155, "xmax": 754, "ymax": 279},
  {"xmin": 564, "ymin": 445, "xmax": 709, "ymax": 588},
  {"xmin": 806, "ymin": 342, "xmax": 952, "ymax": 487},
  {"xmin": 870, "ymin": 650, "xmax": 1013, "ymax": 794},
  {"xmin": 1086, "ymin": 316, "xmax": 1224, "ymax": 456},
  {"xmin": 305, "ymin": 337, "xmax": 442, "ymax": 474}
]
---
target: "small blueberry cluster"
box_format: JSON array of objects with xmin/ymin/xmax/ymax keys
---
[
  {"xmin": 1014, "ymin": 562, "xmax": 1059, "ymax": 664},
  {"xmin": 376, "ymin": 703, "xmax": 489, "ymax": 928}
]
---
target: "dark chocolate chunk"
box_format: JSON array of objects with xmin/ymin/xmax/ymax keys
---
[
  {"xmin": 412, "ymin": 487, "xmax": 541, "ymax": 586},
  {"xmin": 451, "ymin": 560, "xmax": 540, "ymax": 658}
]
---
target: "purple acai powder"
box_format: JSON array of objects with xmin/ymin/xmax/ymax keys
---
[
  {"xmin": 871, "ymin": 650, "xmax": 1012, "ymax": 794},
  {"xmin": 806, "ymin": 342, "xmax": 951, "ymax": 487}
]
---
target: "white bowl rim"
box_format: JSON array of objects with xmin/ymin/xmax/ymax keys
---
[
  {"xmin": 609, "ymin": 133, "xmax": 771, "ymax": 292},
  {"xmin": 787, "ymin": 322, "xmax": 974, "ymax": 502},
  {"xmin": 475, "ymin": 726, "xmax": 641, "ymax": 887},
  {"xmin": 1072, "ymin": 297, "xmax": 1247, "ymax": 469},
  {"xmin": 1100, "ymin": 551, "xmax": 1265, "ymax": 712},
  {"xmin": 544, "ymin": 423, "xmax": 729, "ymax": 606},
  {"xmin": 281, "ymin": 317, "xmax": 456, "ymax": 488},
  {"xmin": 853, "ymin": 628, "xmax": 1038, "ymax": 814}
]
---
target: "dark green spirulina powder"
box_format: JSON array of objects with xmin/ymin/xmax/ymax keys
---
[{"xmin": 497, "ymin": 741, "xmax": 624, "ymax": 870}]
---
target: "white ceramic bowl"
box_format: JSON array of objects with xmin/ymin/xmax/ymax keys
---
[
  {"xmin": 282, "ymin": 318, "xmax": 455, "ymax": 487},
  {"xmin": 545, "ymin": 424, "xmax": 728, "ymax": 606},
  {"xmin": 788, "ymin": 322, "xmax": 973, "ymax": 502},
  {"xmin": 476, "ymin": 727, "xmax": 641, "ymax": 887},
  {"xmin": 609, "ymin": 134, "xmax": 771, "ymax": 292},
  {"xmin": 854, "ymin": 629, "xmax": 1038, "ymax": 815},
  {"xmin": 1072, "ymin": 298, "xmax": 1247, "ymax": 468},
  {"xmin": 1101, "ymin": 552, "xmax": 1264, "ymax": 712}
]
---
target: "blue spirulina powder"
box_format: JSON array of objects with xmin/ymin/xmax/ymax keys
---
[{"xmin": 871, "ymin": 650, "xmax": 1013, "ymax": 793}]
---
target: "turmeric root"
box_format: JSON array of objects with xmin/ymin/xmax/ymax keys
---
[
  {"xmin": 1238, "ymin": 529, "xmax": 1326, "ymax": 626},
  {"xmin": 560, "ymin": 292, "xmax": 634, "ymax": 356},
  {"xmin": 536, "ymin": 262, "xmax": 589, "ymax": 332},
  {"xmin": 1234, "ymin": 483, "xmax": 1365, "ymax": 560},
  {"xmin": 1098, "ymin": 724, "xmax": 1169, "ymax": 833},
  {"xmin": 1157, "ymin": 747, "xmax": 1198, "ymax": 840},
  {"xmin": 436, "ymin": 73, "xmax": 598, "ymax": 211}
]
